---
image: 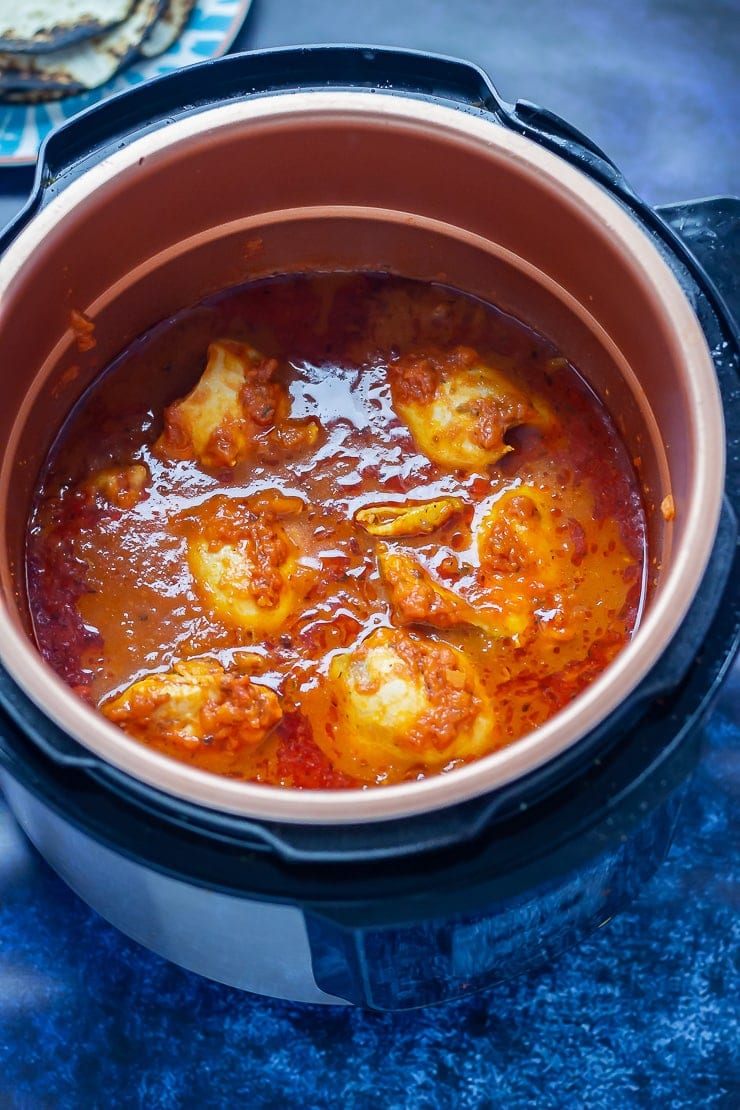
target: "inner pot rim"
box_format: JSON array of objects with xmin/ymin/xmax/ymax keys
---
[{"xmin": 0, "ymin": 91, "xmax": 726, "ymax": 823}]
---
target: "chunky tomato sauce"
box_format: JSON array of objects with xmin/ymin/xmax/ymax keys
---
[{"xmin": 27, "ymin": 274, "xmax": 646, "ymax": 788}]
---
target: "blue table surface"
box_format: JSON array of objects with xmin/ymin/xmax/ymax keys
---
[{"xmin": 1, "ymin": 2, "xmax": 738, "ymax": 1107}]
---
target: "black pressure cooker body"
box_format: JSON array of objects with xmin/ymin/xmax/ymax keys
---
[{"xmin": 0, "ymin": 48, "xmax": 737, "ymax": 1010}]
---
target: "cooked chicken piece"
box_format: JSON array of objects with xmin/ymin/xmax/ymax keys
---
[
  {"xmin": 377, "ymin": 545, "xmax": 529, "ymax": 640},
  {"xmin": 102, "ymin": 658, "xmax": 282, "ymax": 757},
  {"xmin": 477, "ymin": 484, "xmax": 639, "ymax": 655},
  {"xmin": 186, "ymin": 493, "xmax": 313, "ymax": 635},
  {"xmin": 321, "ymin": 627, "xmax": 496, "ymax": 782},
  {"xmin": 80, "ymin": 463, "xmax": 149, "ymax": 509},
  {"xmin": 389, "ymin": 346, "xmax": 541, "ymax": 469},
  {"xmin": 264, "ymin": 417, "xmax": 322, "ymax": 457},
  {"xmin": 377, "ymin": 545, "xmax": 477, "ymax": 629},
  {"xmin": 156, "ymin": 339, "xmax": 290, "ymax": 469},
  {"xmin": 355, "ymin": 496, "xmax": 466, "ymax": 537},
  {"xmin": 477, "ymin": 485, "xmax": 575, "ymax": 583}
]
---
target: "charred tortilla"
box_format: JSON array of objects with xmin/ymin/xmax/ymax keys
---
[
  {"xmin": 139, "ymin": 0, "xmax": 196, "ymax": 58},
  {"xmin": 0, "ymin": 0, "xmax": 135, "ymax": 54},
  {"xmin": 0, "ymin": 0, "xmax": 166, "ymax": 96}
]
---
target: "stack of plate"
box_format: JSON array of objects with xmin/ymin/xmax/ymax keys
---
[
  {"xmin": 0, "ymin": 1, "xmax": 209, "ymax": 101},
  {"xmin": 0, "ymin": 0, "xmax": 251, "ymax": 164}
]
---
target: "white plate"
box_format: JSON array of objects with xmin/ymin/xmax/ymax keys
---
[{"xmin": 0, "ymin": 0, "xmax": 253, "ymax": 165}]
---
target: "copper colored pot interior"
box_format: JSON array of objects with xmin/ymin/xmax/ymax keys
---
[{"xmin": 0, "ymin": 93, "xmax": 725, "ymax": 822}]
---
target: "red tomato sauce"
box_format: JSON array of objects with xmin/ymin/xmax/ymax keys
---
[{"xmin": 26, "ymin": 273, "xmax": 647, "ymax": 788}]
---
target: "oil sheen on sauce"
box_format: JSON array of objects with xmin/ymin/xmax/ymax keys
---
[{"xmin": 27, "ymin": 273, "xmax": 647, "ymax": 788}]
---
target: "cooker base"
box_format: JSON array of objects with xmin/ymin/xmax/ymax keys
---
[{"xmin": 0, "ymin": 769, "xmax": 688, "ymax": 1010}]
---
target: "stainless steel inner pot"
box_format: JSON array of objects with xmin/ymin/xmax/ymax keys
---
[{"xmin": 0, "ymin": 90, "xmax": 725, "ymax": 824}]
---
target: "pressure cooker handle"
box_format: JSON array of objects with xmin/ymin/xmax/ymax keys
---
[
  {"xmin": 656, "ymin": 196, "xmax": 740, "ymax": 341},
  {"xmin": 507, "ymin": 99, "xmax": 627, "ymax": 184}
]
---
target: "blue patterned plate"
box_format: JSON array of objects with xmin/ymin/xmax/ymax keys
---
[{"xmin": 0, "ymin": 0, "xmax": 253, "ymax": 165}]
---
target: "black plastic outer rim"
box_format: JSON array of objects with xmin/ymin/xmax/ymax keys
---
[{"xmin": 0, "ymin": 46, "xmax": 738, "ymax": 876}]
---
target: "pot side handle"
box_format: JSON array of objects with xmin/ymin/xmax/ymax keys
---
[{"xmin": 655, "ymin": 196, "xmax": 740, "ymax": 339}]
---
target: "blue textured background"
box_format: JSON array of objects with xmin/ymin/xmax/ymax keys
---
[{"xmin": 1, "ymin": 2, "xmax": 738, "ymax": 1106}]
